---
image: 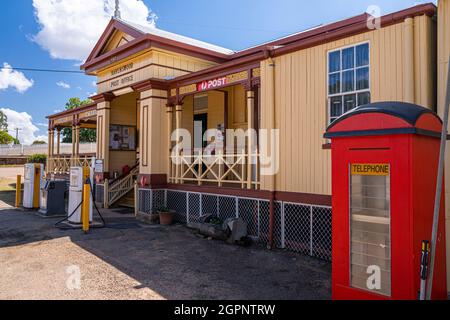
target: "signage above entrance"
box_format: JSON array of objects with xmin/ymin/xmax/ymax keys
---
[
  {"xmin": 173, "ymin": 69, "xmax": 259, "ymax": 97},
  {"xmin": 197, "ymin": 77, "xmax": 227, "ymax": 92},
  {"xmin": 197, "ymin": 71, "xmax": 248, "ymax": 92}
]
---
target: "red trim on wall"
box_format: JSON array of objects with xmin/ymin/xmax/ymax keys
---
[{"xmin": 160, "ymin": 184, "xmax": 332, "ymax": 206}]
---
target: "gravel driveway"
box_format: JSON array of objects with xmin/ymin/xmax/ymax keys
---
[{"xmin": 0, "ymin": 207, "xmax": 331, "ymax": 300}]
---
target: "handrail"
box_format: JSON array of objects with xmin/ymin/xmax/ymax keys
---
[
  {"xmin": 108, "ymin": 162, "xmax": 140, "ymax": 186},
  {"xmin": 104, "ymin": 165, "xmax": 139, "ymax": 208}
]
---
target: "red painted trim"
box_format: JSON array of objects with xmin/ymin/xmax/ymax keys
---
[
  {"xmin": 82, "ymin": 39, "xmax": 152, "ymax": 74},
  {"xmin": 81, "ymin": 4, "xmax": 435, "ymax": 77},
  {"xmin": 162, "ymin": 184, "xmax": 332, "ymax": 206},
  {"xmin": 132, "ymin": 78, "xmax": 170, "ymax": 92},
  {"xmin": 275, "ymin": 191, "xmax": 332, "ymax": 206},
  {"xmin": 85, "ymin": 19, "xmax": 145, "ymax": 64},
  {"xmin": 91, "ymin": 92, "xmax": 115, "ymax": 103},
  {"xmin": 233, "ymin": 3, "xmax": 436, "ymax": 59},
  {"xmin": 96, "ymin": 63, "xmax": 192, "ymax": 86},
  {"xmin": 138, "ymin": 174, "xmax": 167, "ymax": 188},
  {"xmin": 46, "ymin": 102, "xmax": 97, "ymax": 120}
]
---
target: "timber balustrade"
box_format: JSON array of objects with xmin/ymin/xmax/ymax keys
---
[
  {"xmin": 47, "ymin": 156, "xmax": 94, "ymax": 175},
  {"xmin": 169, "ymin": 152, "xmax": 260, "ymax": 189}
]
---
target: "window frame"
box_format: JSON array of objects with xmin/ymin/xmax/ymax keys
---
[{"xmin": 327, "ymin": 41, "xmax": 371, "ymax": 125}]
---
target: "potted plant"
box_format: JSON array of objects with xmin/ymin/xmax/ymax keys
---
[{"xmin": 157, "ymin": 206, "xmax": 174, "ymax": 226}]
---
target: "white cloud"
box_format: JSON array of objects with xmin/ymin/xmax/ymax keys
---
[
  {"xmin": 0, "ymin": 63, "xmax": 34, "ymax": 93},
  {"xmin": 53, "ymin": 109, "xmax": 62, "ymax": 113},
  {"xmin": 32, "ymin": 0, "xmax": 158, "ymax": 61},
  {"xmin": 56, "ymin": 81, "xmax": 71, "ymax": 89},
  {"xmin": 92, "ymin": 81, "xmax": 97, "ymax": 87},
  {"xmin": 0, "ymin": 108, "xmax": 47, "ymax": 145}
]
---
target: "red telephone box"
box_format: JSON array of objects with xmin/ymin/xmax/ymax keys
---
[{"xmin": 325, "ymin": 102, "xmax": 447, "ymax": 300}]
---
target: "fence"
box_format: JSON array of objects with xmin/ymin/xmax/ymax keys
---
[
  {"xmin": 138, "ymin": 188, "xmax": 332, "ymax": 261},
  {"xmin": 0, "ymin": 143, "xmax": 96, "ymax": 156}
]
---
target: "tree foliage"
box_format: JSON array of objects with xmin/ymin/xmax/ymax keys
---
[
  {"xmin": 27, "ymin": 154, "xmax": 47, "ymax": 164},
  {"xmin": 0, "ymin": 130, "xmax": 16, "ymax": 144},
  {"xmin": 32, "ymin": 140, "xmax": 47, "ymax": 145},
  {"xmin": 61, "ymin": 97, "xmax": 96, "ymax": 143}
]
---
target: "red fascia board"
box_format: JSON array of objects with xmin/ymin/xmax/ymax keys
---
[
  {"xmin": 168, "ymin": 3, "xmax": 436, "ymax": 86},
  {"xmin": 81, "ymin": 34, "xmax": 231, "ymax": 73},
  {"xmin": 46, "ymin": 102, "xmax": 97, "ymax": 120},
  {"xmin": 85, "ymin": 19, "xmax": 145, "ymax": 64}
]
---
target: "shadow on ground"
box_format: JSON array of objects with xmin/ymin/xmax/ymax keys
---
[{"xmin": 0, "ymin": 204, "xmax": 331, "ymax": 300}]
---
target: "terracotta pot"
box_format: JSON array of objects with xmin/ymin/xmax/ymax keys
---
[{"xmin": 159, "ymin": 211, "xmax": 174, "ymax": 225}]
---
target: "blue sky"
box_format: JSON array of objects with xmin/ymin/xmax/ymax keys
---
[{"xmin": 0, "ymin": 0, "xmax": 436, "ymax": 144}]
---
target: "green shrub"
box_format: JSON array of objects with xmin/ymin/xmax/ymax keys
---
[{"xmin": 27, "ymin": 154, "xmax": 47, "ymax": 164}]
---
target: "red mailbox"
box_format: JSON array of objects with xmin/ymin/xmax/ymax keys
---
[{"xmin": 325, "ymin": 102, "xmax": 447, "ymax": 300}]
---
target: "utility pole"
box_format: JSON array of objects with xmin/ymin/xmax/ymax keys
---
[{"xmin": 13, "ymin": 128, "xmax": 22, "ymax": 144}]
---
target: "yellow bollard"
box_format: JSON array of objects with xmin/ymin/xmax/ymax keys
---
[
  {"xmin": 15, "ymin": 175, "xmax": 22, "ymax": 208},
  {"xmin": 82, "ymin": 182, "xmax": 90, "ymax": 233}
]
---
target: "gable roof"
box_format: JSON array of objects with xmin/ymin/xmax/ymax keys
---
[
  {"xmin": 81, "ymin": 18, "xmax": 235, "ymax": 73},
  {"xmin": 81, "ymin": 3, "xmax": 436, "ymax": 75},
  {"xmin": 117, "ymin": 19, "xmax": 235, "ymax": 56}
]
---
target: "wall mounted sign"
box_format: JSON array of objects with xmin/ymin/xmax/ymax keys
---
[
  {"xmin": 110, "ymin": 74, "xmax": 135, "ymax": 89},
  {"xmin": 197, "ymin": 71, "xmax": 249, "ymax": 92},
  {"xmin": 94, "ymin": 159, "xmax": 104, "ymax": 173},
  {"xmin": 79, "ymin": 109, "xmax": 97, "ymax": 119},
  {"xmin": 53, "ymin": 116, "xmax": 73, "ymax": 125},
  {"xmin": 172, "ymin": 69, "xmax": 260, "ymax": 97},
  {"xmin": 351, "ymin": 163, "xmax": 390, "ymax": 176},
  {"xmin": 111, "ymin": 63, "xmax": 134, "ymax": 76}
]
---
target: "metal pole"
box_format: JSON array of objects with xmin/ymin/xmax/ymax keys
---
[
  {"xmin": 82, "ymin": 181, "xmax": 91, "ymax": 234},
  {"xmin": 15, "ymin": 175, "xmax": 21, "ymax": 208},
  {"xmin": 426, "ymin": 59, "xmax": 450, "ymax": 300}
]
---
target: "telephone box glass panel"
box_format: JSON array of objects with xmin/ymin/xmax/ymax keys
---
[{"xmin": 350, "ymin": 164, "xmax": 391, "ymax": 296}]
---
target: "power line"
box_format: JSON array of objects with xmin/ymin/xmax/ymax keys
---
[{"xmin": 1, "ymin": 66, "xmax": 84, "ymax": 74}]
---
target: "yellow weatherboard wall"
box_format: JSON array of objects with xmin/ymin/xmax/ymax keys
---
[
  {"xmin": 260, "ymin": 16, "xmax": 436, "ymax": 195},
  {"xmin": 101, "ymin": 30, "xmax": 135, "ymax": 54},
  {"xmin": 109, "ymin": 92, "xmax": 138, "ymax": 174}
]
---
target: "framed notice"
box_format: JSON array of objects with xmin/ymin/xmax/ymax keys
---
[{"xmin": 109, "ymin": 125, "xmax": 137, "ymax": 151}]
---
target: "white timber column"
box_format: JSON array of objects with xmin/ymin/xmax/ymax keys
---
[
  {"xmin": 75, "ymin": 124, "xmax": 80, "ymax": 157},
  {"xmin": 167, "ymin": 104, "xmax": 174, "ymax": 183},
  {"xmin": 438, "ymin": 0, "xmax": 450, "ymax": 292},
  {"xmin": 71, "ymin": 123, "xmax": 76, "ymax": 158},
  {"xmin": 94, "ymin": 94, "xmax": 113, "ymax": 181},
  {"xmin": 47, "ymin": 129, "xmax": 53, "ymax": 157},
  {"xmin": 175, "ymin": 103, "xmax": 183, "ymax": 184},
  {"xmin": 47, "ymin": 128, "xmax": 54, "ymax": 172},
  {"xmin": 404, "ymin": 17, "xmax": 415, "ymax": 104},
  {"xmin": 136, "ymin": 84, "xmax": 169, "ymax": 188},
  {"xmin": 56, "ymin": 128, "xmax": 61, "ymax": 156},
  {"xmin": 246, "ymin": 88, "xmax": 256, "ymax": 189}
]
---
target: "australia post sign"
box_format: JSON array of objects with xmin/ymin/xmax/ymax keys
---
[
  {"xmin": 197, "ymin": 77, "xmax": 228, "ymax": 91},
  {"xmin": 197, "ymin": 71, "xmax": 249, "ymax": 92}
]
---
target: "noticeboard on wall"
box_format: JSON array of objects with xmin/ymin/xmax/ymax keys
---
[{"xmin": 109, "ymin": 125, "xmax": 136, "ymax": 151}]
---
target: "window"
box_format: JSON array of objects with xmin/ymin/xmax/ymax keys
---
[{"xmin": 328, "ymin": 43, "xmax": 370, "ymax": 124}]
